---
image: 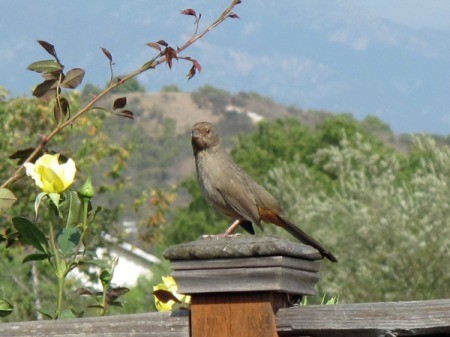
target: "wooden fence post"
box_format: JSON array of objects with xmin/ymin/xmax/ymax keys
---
[{"xmin": 164, "ymin": 235, "xmax": 323, "ymax": 337}]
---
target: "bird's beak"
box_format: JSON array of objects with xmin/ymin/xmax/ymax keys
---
[{"xmin": 192, "ymin": 129, "xmax": 201, "ymax": 139}]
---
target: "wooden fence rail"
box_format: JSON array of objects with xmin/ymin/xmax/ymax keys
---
[
  {"xmin": 277, "ymin": 299, "xmax": 450, "ymax": 337},
  {"xmin": 1, "ymin": 236, "xmax": 449, "ymax": 336},
  {"xmin": 0, "ymin": 311, "xmax": 189, "ymax": 337},
  {"xmin": 1, "ymin": 299, "xmax": 449, "ymax": 337}
]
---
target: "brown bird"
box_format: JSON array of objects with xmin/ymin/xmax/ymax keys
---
[{"xmin": 191, "ymin": 121, "xmax": 337, "ymax": 263}]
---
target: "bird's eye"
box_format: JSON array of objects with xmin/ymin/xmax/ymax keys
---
[{"xmin": 206, "ymin": 129, "xmax": 211, "ymax": 134}]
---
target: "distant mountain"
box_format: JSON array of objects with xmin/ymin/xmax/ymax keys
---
[
  {"xmin": 188, "ymin": 1, "xmax": 450, "ymax": 135},
  {"xmin": 1, "ymin": 1, "xmax": 449, "ymax": 134}
]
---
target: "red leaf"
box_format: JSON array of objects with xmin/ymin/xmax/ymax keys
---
[
  {"xmin": 227, "ymin": 12, "xmax": 240, "ymax": 19},
  {"xmin": 118, "ymin": 110, "xmax": 134, "ymax": 119},
  {"xmin": 113, "ymin": 97, "xmax": 127, "ymax": 110},
  {"xmin": 181, "ymin": 8, "xmax": 197, "ymax": 17},
  {"xmin": 37, "ymin": 40, "xmax": 59, "ymax": 61},
  {"xmin": 32, "ymin": 79, "xmax": 58, "ymax": 101},
  {"xmin": 54, "ymin": 97, "xmax": 70, "ymax": 123},
  {"xmin": 157, "ymin": 40, "xmax": 168, "ymax": 47},
  {"xmin": 100, "ymin": 47, "xmax": 113, "ymax": 63},
  {"xmin": 146, "ymin": 42, "xmax": 162, "ymax": 52},
  {"xmin": 192, "ymin": 59, "xmax": 202, "ymax": 73},
  {"xmin": 153, "ymin": 289, "xmax": 181, "ymax": 304},
  {"xmin": 164, "ymin": 47, "xmax": 178, "ymax": 69},
  {"xmin": 9, "ymin": 148, "xmax": 44, "ymax": 165},
  {"xmin": 187, "ymin": 65, "xmax": 196, "ymax": 80},
  {"xmin": 74, "ymin": 288, "xmax": 95, "ymax": 296},
  {"xmin": 61, "ymin": 68, "xmax": 85, "ymax": 89}
]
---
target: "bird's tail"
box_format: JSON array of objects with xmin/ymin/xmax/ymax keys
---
[{"xmin": 278, "ymin": 215, "xmax": 337, "ymax": 263}]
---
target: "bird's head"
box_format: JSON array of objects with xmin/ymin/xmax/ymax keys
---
[{"xmin": 191, "ymin": 121, "xmax": 221, "ymax": 154}]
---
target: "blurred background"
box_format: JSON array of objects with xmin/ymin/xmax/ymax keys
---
[{"xmin": 0, "ymin": 0, "xmax": 449, "ymax": 321}]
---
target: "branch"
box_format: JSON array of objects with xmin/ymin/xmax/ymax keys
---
[{"xmin": 1, "ymin": 0, "xmax": 241, "ymax": 189}]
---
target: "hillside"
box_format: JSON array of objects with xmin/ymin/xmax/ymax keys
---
[
  {"xmin": 103, "ymin": 89, "xmax": 333, "ymax": 186},
  {"xmin": 93, "ymin": 86, "xmax": 450, "ymax": 224}
]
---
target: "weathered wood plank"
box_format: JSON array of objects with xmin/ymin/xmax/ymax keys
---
[
  {"xmin": 173, "ymin": 266, "xmax": 319, "ymax": 295},
  {"xmin": 166, "ymin": 236, "xmax": 322, "ymax": 296},
  {"xmin": 170, "ymin": 255, "xmax": 320, "ymax": 272},
  {"xmin": 276, "ymin": 299, "xmax": 450, "ymax": 337},
  {"xmin": 163, "ymin": 235, "xmax": 322, "ymax": 261},
  {"xmin": 0, "ymin": 311, "xmax": 189, "ymax": 337}
]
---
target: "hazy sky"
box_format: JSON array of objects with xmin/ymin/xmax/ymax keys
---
[
  {"xmin": 357, "ymin": 0, "xmax": 450, "ymax": 30},
  {"xmin": 1, "ymin": 1, "xmax": 450, "ymax": 134}
]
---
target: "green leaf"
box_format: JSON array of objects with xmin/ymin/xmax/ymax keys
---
[
  {"xmin": 110, "ymin": 301, "xmax": 124, "ymax": 307},
  {"xmin": 59, "ymin": 309, "xmax": 77, "ymax": 319},
  {"xmin": 35, "ymin": 308, "xmax": 55, "ymax": 320},
  {"xmin": 100, "ymin": 269, "xmax": 113, "ymax": 286},
  {"xmin": 61, "ymin": 68, "xmax": 85, "ymax": 89},
  {"xmin": 27, "ymin": 60, "xmax": 63, "ymax": 74},
  {"xmin": 140, "ymin": 60, "xmax": 156, "ymax": 71},
  {"xmin": 34, "ymin": 192, "xmax": 48, "ymax": 216},
  {"xmin": 78, "ymin": 258, "xmax": 107, "ymax": 269},
  {"xmin": 23, "ymin": 252, "xmax": 50, "ymax": 263},
  {"xmin": 0, "ymin": 187, "xmax": 17, "ymax": 213},
  {"xmin": 57, "ymin": 227, "xmax": 81, "ymax": 256},
  {"xmin": 48, "ymin": 192, "xmax": 61, "ymax": 211},
  {"xmin": 60, "ymin": 191, "xmax": 81, "ymax": 227},
  {"xmin": 0, "ymin": 299, "xmax": 14, "ymax": 317},
  {"xmin": 12, "ymin": 217, "xmax": 48, "ymax": 253}
]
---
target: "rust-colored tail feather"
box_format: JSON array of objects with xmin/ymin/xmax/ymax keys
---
[{"xmin": 278, "ymin": 215, "xmax": 337, "ymax": 263}]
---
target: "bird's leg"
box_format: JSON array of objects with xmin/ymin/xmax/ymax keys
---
[{"xmin": 223, "ymin": 219, "xmax": 241, "ymax": 235}]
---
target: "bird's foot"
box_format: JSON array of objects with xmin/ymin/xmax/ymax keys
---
[
  {"xmin": 201, "ymin": 220, "xmax": 243, "ymax": 239},
  {"xmin": 224, "ymin": 219, "xmax": 241, "ymax": 235}
]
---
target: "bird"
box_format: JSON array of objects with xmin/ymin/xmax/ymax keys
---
[{"xmin": 191, "ymin": 121, "xmax": 337, "ymax": 263}]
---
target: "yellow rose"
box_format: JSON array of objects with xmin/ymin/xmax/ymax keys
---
[
  {"xmin": 153, "ymin": 276, "xmax": 190, "ymax": 311},
  {"xmin": 24, "ymin": 154, "xmax": 76, "ymax": 193}
]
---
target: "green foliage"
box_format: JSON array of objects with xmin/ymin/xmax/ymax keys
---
[
  {"xmin": 191, "ymin": 84, "xmax": 231, "ymax": 114},
  {"xmin": 0, "ymin": 92, "xmax": 130, "ymax": 320},
  {"xmin": 267, "ymin": 134, "xmax": 450, "ymax": 302},
  {"xmin": 167, "ymin": 116, "xmax": 449, "ymax": 303},
  {"xmin": 110, "ymin": 76, "xmax": 145, "ymax": 94},
  {"xmin": 1, "ymin": 1, "xmax": 243, "ymax": 321},
  {"xmin": 80, "ymin": 83, "xmax": 102, "ymax": 105},
  {"xmin": 231, "ymin": 118, "xmax": 316, "ymax": 178},
  {"xmin": 160, "ymin": 84, "xmax": 181, "ymax": 93}
]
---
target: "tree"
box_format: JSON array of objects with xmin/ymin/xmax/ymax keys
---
[
  {"xmin": 0, "ymin": 91, "xmax": 127, "ymax": 321},
  {"xmin": 267, "ymin": 134, "xmax": 450, "ymax": 302},
  {"xmin": 160, "ymin": 84, "xmax": 181, "ymax": 93},
  {"xmin": 191, "ymin": 85, "xmax": 231, "ymax": 114},
  {"xmin": 165, "ymin": 116, "xmax": 450, "ymax": 302},
  {"xmin": 109, "ymin": 76, "xmax": 145, "ymax": 94}
]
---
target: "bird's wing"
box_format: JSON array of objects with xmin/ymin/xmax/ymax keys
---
[{"xmin": 216, "ymin": 180, "xmax": 261, "ymax": 227}]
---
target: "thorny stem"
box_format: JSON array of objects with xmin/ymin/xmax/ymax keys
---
[
  {"xmin": 178, "ymin": 0, "xmax": 241, "ymax": 54},
  {"xmin": 0, "ymin": 0, "xmax": 241, "ymax": 189},
  {"xmin": 100, "ymin": 282, "xmax": 108, "ymax": 316},
  {"xmin": 48, "ymin": 220, "xmax": 64, "ymax": 318},
  {"xmin": 65, "ymin": 196, "xmax": 90, "ymax": 275},
  {"xmin": 55, "ymin": 73, "xmax": 64, "ymax": 127}
]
